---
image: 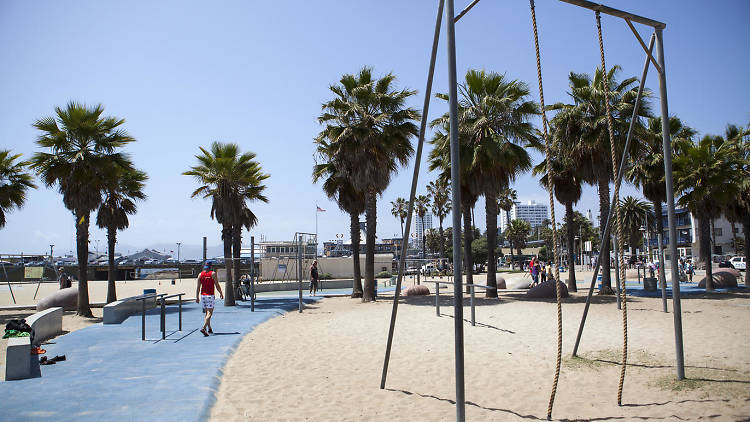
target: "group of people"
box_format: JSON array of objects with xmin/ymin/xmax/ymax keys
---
[{"xmin": 528, "ymin": 256, "xmax": 554, "ymax": 287}]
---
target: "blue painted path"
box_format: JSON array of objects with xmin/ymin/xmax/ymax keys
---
[{"xmin": 0, "ymin": 296, "xmax": 317, "ymax": 421}]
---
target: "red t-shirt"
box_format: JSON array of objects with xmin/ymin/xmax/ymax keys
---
[{"xmin": 199, "ymin": 271, "xmax": 215, "ymax": 295}]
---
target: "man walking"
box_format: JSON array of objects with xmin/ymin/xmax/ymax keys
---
[
  {"xmin": 309, "ymin": 260, "xmax": 319, "ymax": 296},
  {"xmin": 196, "ymin": 262, "xmax": 223, "ymax": 337}
]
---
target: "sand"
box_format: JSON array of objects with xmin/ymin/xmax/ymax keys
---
[{"xmin": 210, "ymin": 283, "xmax": 750, "ymax": 421}]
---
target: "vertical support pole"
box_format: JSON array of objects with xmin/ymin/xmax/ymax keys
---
[
  {"xmin": 655, "ymin": 28, "xmax": 685, "ymax": 380},
  {"xmin": 613, "ymin": 236, "xmax": 621, "ymax": 310},
  {"xmin": 202, "ymin": 236, "xmax": 207, "ymax": 264},
  {"xmin": 470, "ymin": 284, "xmax": 475, "ymax": 326},
  {"xmin": 436, "ymin": 283, "xmax": 441, "ymax": 317},
  {"xmin": 141, "ymin": 297, "xmax": 146, "ymax": 341},
  {"xmin": 178, "ymin": 295, "xmax": 182, "ymax": 331},
  {"xmin": 381, "ymin": 0, "xmax": 444, "ymax": 391},
  {"xmin": 251, "ymin": 236, "xmax": 255, "ymax": 312},
  {"xmin": 446, "ymin": 0, "xmax": 466, "ymax": 418},
  {"xmin": 298, "ymin": 234, "xmax": 303, "ymax": 313},
  {"xmin": 160, "ymin": 297, "xmax": 165, "ymax": 340}
]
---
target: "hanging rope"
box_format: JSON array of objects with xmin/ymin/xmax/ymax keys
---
[
  {"xmin": 528, "ymin": 1, "xmax": 562, "ymax": 419},
  {"xmin": 595, "ymin": 11, "xmax": 629, "ymax": 406}
]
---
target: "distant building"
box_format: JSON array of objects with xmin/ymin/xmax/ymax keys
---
[
  {"xmin": 413, "ymin": 211, "xmax": 433, "ymax": 250},
  {"xmin": 322, "ymin": 236, "xmax": 401, "ymax": 257},
  {"xmin": 499, "ymin": 200, "xmax": 549, "ymax": 232},
  {"xmin": 260, "ymin": 240, "xmax": 316, "ymax": 259}
]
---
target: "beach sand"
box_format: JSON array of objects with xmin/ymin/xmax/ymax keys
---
[{"xmin": 210, "ymin": 284, "xmax": 750, "ymax": 421}]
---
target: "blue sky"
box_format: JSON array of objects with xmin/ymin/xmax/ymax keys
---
[{"xmin": 1, "ymin": 0, "xmax": 748, "ymax": 258}]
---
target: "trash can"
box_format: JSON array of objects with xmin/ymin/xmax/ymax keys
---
[{"xmin": 643, "ymin": 277, "xmax": 658, "ymax": 292}]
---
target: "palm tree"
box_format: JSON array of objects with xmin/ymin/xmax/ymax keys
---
[
  {"xmin": 429, "ymin": 120, "xmax": 481, "ymax": 292},
  {"xmin": 0, "ymin": 150, "xmax": 36, "ymax": 228},
  {"xmin": 31, "ymin": 102, "xmax": 134, "ymax": 317},
  {"xmin": 443, "ymin": 70, "xmax": 537, "ymax": 297},
  {"xmin": 390, "ymin": 197, "xmax": 408, "ymax": 238},
  {"xmin": 317, "ymin": 67, "xmax": 419, "ymax": 302},
  {"xmin": 184, "ymin": 142, "xmax": 269, "ymax": 305},
  {"xmin": 497, "ymin": 187, "xmax": 517, "ymax": 269},
  {"xmin": 96, "ymin": 165, "xmax": 147, "ymax": 303},
  {"xmin": 427, "ymin": 178, "xmax": 451, "ymax": 269},
  {"xmin": 549, "ymin": 66, "xmax": 651, "ymax": 294},
  {"xmin": 506, "ymin": 219, "xmax": 531, "ymax": 257},
  {"xmin": 618, "ymin": 196, "xmax": 652, "ymax": 256},
  {"xmin": 313, "ymin": 141, "xmax": 366, "ymax": 298},
  {"xmin": 628, "ymin": 116, "xmax": 695, "ymax": 287},
  {"xmin": 674, "ymin": 134, "xmax": 741, "ymax": 290},
  {"xmin": 719, "ymin": 124, "xmax": 749, "ymax": 285},
  {"xmin": 532, "ymin": 129, "xmax": 583, "ymax": 291}
]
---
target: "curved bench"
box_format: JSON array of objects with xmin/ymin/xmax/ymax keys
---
[
  {"xmin": 5, "ymin": 307, "xmax": 63, "ymax": 381},
  {"xmin": 103, "ymin": 295, "xmax": 157, "ymax": 324}
]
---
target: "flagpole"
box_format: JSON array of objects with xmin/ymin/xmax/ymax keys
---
[{"xmin": 315, "ymin": 203, "xmax": 318, "ymax": 258}]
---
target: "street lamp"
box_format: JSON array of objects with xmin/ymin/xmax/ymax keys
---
[
  {"xmin": 49, "ymin": 244, "xmax": 54, "ymax": 262},
  {"xmin": 176, "ymin": 242, "xmax": 182, "ymax": 263}
]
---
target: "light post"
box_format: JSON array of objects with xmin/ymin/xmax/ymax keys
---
[
  {"xmin": 49, "ymin": 245, "xmax": 54, "ymax": 263},
  {"xmin": 335, "ymin": 233, "xmax": 344, "ymax": 257},
  {"xmin": 94, "ymin": 239, "xmax": 100, "ymax": 256},
  {"xmin": 176, "ymin": 242, "xmax": 182, "ymax": 281}
]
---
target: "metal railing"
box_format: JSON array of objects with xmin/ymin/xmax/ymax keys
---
[{"xmin": 135, "ymin": 293, "xmax": 184, "ymax": 340}]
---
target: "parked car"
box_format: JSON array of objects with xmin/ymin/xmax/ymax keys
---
[
  {"xmin": 729, "ymin": 256, "xmax": 746, "ymax": 271},
  {"xmin": 718, "ymin": 260, "xmax": 735, "ymax": 269}
]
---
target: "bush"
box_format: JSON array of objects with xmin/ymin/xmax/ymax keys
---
[
  {"xmin": 376, "ymin": 271, "xmax": 392, "ymax": 278},
  {"xmin": 320, "ymin": 272, "xmax": 333, "ymax": 280}
]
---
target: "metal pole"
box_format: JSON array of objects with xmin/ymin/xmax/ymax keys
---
[
  {"xmin": 470, "ymin": 284, "xmax": 475, "ymax": 326},
  {"xmin": 178, "ymin": 295, "xmax": 182, "ymax": 331},
  {"xmin": 436, "ymin": 282, "xmax": 441, "ymax": 316},
  {"xmin": 613, "ymin": 236, "xmax": 621, "ymax": 310},
  {"xmin": 657, "ymin": 230, "xmax": 668, "ymax": 311},
  {"xmin": 446, "ymin": 0, "xmax": 466, "ymax": 418},
  {"xmin": 298, "ymin": 234, "xmax": 303, "ymax": 313},
  {"xmin": 202, "ymin": 236, "xmax": 207, "ymax": 264},
  {"xmin": 381, "ymin": 0, "xmax": 444, "ymax": 390},
  {"xmin": 142, "ymin": 298, "xmax": 146, "ymax": 341},
  {"xmin": 251, "ymin": 236, "xmax": 255, "ymax": 312},
  {"xmin": 572, "ymin": 32, "xmax": 653, "ymax": 356},
  {"xmin": 160, "ymin": 297, "xmax": 166, "ymax": 340},
  {"xmin": 655, "ymin": 27, "xmax": 685, "ymax": 380}
]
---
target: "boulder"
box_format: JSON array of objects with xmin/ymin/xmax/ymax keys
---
[
  {"xmin": 404, "ymin": 285, "xmax": 430, "ymax": 296},
  {"xmin": 37, "ymin": 287, "xmax": 77, "ymax": 311},
  {"xmin": 496, "ymin": 276, "xmax": 506, "ymax": 290},
  {"xmin": 506, "ymin": 277, "xmax": 531, "ymax": 289},
  {"xmin": 697, "ymin": 268, "xmax": 738, "ymax": 289},
  {"xmin": 527, "ymin": 279, "xmax": 569, "ymax": 299}
]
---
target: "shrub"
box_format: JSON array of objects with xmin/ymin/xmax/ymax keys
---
[
  {"xmin": 320, "ymin": 272, "xmax": 333, "ymax": 280},
  {"xmin": 376, "ymin": 271, "xmax": 392, "ymax": 278}
]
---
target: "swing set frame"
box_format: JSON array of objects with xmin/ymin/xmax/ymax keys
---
[{"xmin": 379, "ymin": 1, "xmax": 686, "ymax": 421}]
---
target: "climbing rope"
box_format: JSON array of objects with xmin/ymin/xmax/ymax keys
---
[
  {"xmin": 595, "ymin": 11, "xmax": 629, "ymax": 406},
  {"xmin": 528, "ymin": 1, "xmax": 562, "ymax": 419}
]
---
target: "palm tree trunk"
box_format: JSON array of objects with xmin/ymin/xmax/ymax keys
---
[
  {"xmin": 485, "ymin": 191, "xmax": 498, "ymax": 298},
  {"xmin": 400, "ymin": 218, "xmax": 404, "ymax": 239},
  {"xmin": 711, "ymin": 218, "xmax": 717, "ymax": 253},
  {"xmin": 699, "ymin": 213, "xmax": 713, "ymax": 291},
  {"xmin": 438, "ymin": 218, "xmax": 445, "ymax": 270},
  {"xmin": 362, "ymin": 191, "xmax": 377, "ymax": 302},
  {"xmin": 350, "ymin": 211, "xmax": 363, "ymax": 298},
  {"xmin": 565, "ymin": 201, "xmax": 577, "ymax": 292},
  {"xmin": 75, "ymin": 211, "xmax": 93, "ymax": 317},
  {"xmin": 507, "ymin": 210, "xmax": 515, "ymax": 270},
  {"xmin": 654, "ymin": 201, "xmax": 667, "ymax": 293},
  {"xmin": 232, "ymin": 225, "xmax": 242, "ymax": 300},
  {"xmin": 222, "ymin": 224, "xmax": 235, "ymax": 306},
  {"xmin": 463, "ymin": 205, "xmax": 473, "ymax": 293},
  {"xmin": 597, "ymin": 173, "xmax": 614, "ymax": 295},
  {"xmin": 106, "ymin": 225, "xmax": 117, "ymax": 304}
]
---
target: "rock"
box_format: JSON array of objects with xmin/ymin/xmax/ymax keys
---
[
  {"xmin": 697, "ymin": 268, "xmax": 738, "ymax": 289},
  {"xmin": 404, "ymin": 285, "xmax": 430, "ymax": 296},
  {"xmin": 37, "ymin": 287, "xmax": 77, "ymax": 311},
  {"xmin": 527, "ymin": 279, "xmax": 569, "ymax": 299},
  {"xmin": 506, "ymin": 277, "xmax": 530, "ymax": 289},
  {"xmin": 496, "ymin": 276, "xmax": 506, "ymax": 289}
]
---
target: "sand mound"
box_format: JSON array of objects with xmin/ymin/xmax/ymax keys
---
[
  {"xmin": 403, "ymin": 285, "xmax": 430, "ymax": 296},
  {"xmin": 527, "ymin": 279, "xmax": 569, "ymax": 299},
  {"xmin": 506, "ymin": 277, "xmax": 530, "ymax": 289},
  {"xmin": 496, "ymin": 276, "xmax": 506, "ymax": 289}
]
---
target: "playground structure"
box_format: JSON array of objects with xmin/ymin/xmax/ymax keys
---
[{"xmin": 379, "ymin": 1, "xmax": 686, "ymax": 421}]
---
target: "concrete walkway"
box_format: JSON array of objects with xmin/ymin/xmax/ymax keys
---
[{"xmin": 0, "ymin": 296, "xmax": 317, "ymax": 421}]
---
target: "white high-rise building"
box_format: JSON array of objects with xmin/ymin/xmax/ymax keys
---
[
  {"xmin": 499, "ymin": 200, "xmax": 549, "ymax": 232},
  {"xmin": 413, "ymin": 211, "xmax": 433, "ymax": 250}
]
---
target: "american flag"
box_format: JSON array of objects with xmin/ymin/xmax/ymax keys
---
[{"xmin": 316, "ymin": 206, "xmax": 326, "ymax": 212}]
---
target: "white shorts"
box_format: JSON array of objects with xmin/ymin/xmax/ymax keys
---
[{"xmin": 201, "ymin": 295, "xmax": 215, "ymax": 309}]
